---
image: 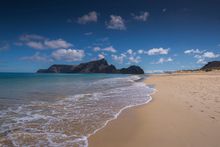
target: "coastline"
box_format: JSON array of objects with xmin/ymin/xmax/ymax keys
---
[
  {"xmin": 88, "ymin": 71, "xmax": 220, "ymax": 147},
  {"xmin": 85, "ymin": 76, "xmax": 154, "ymax": 147}
]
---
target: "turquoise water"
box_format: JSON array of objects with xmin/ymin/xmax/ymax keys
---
[
  {"xmin": 0, "ymin": 73, "xmax": 128, "ymax": 106},
  {"xmin": 0, "ymin": 73, "xmax": 154, "ymax": 147}
]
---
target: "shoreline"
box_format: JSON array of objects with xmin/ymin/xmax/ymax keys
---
[
  {"xmin": 88, "ymin": 71, "xmax": 220, "ymax": 147},
  {"xmin": 86, "ymin": 79, "xmax": 155, "ymax": 146}
]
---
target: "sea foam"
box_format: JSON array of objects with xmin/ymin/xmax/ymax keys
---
[{"xmin": 0, "ymin": 75, "xmax": 154, "ymax": 147}]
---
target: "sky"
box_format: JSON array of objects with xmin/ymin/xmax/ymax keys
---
[{"xmin": 0, "ymin": 0, "xmax": 220, "ymax": 73}]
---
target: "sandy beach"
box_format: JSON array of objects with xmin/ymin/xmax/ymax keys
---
[{"xmin": 89, "ymin": 72, "xmax": 220, "ymax": 147}]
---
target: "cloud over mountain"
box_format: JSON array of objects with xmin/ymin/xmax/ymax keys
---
[
  {"xmin": 52, "ymin": 49, "xmax": 85, "ymax": 62},
  {"xmin": 184, "ymin": 49, "xmax": 220, "ymax": 64}
]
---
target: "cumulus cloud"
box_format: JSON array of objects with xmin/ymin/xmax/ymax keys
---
[
  {"xmin": 44, "ymin": 39, "xmax": 72, "ymax": 49},
  {"xmin": 184, "ymin": 49, "xmax": 204, "ymax": 54},
  {"xmin": 195, "ymin": 51, "xmax": 219, "ymax": 64},
  {"xmin": 185, "ymin": 49, "xmax": 219, "ymax": 64},
  {"xmin": 21, "ymin": 52, "xmax": 52, "ymax": 62},
  {"xmin": 77, "ymin": 11, "xmax": 98, "ymax": 24},
  {"xmin": 52, "ymin": 49, "xmax": 85, "ymax": 62},
  {"xmin": 154, "ymin": 57, "xmax": 173, "ymax": 64},
  {"xmin": 127, "ymin": 49, "xmax": 133, "ymax": 55},
  {"xmin": 98, "ymin": 54, "xmax": 105, "ymax": 59},
  {"xmin": 106, "ymin": 15, "xmax": 126, "ymax": 30},
  {"xmin": 111, "ymin": 49, "xmax": 142, "ymax": 64},
  {"xmin": 26, "ymin": 41, "xmax": 45, "ymax": 49},
  {"xmin": 93, "ymin": 46, "xmax": 117, "ymax": 53},
  {"xmin": 111, "ymin": 54, "xmax": 126, "ymax": 64},
  {"xmin": 93, "ymin": 46, "xmax": 116, "ymax": 53},
  {"xmin": 128, "ymin": 56, "xmax": 141, "ymax": 64},
  {"xmin": 132, "ymin": 11, "xmax": 149, "ymax": 22},
  {"xmin": 93, "ymin": 46, "xmax": 101, "ymax": 52},
  {"xmin": 101, "ymin": 46, "xmax": 117, "ymax": 53},
  {"xmin": 202, "ymin": 51, "xmax": 219, "ymax": 58},
  {"xmin": 196, "ymin": 58, "xmax": 206, "ymax": 64},
  {"xmin": 18, "ymin": 34, "xmax": 73, "ymax": 50},
  {"xmin": 137, "ymin": 49, "xmax": 144, "ymax": 54},
  {"xmin": 147, "ymin": 48, "xmax": 169, "ymax": 55}
]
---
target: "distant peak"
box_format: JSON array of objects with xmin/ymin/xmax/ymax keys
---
[{"xmin": 37, "ymin": 59, "xmax": 144, "ymax": 74}]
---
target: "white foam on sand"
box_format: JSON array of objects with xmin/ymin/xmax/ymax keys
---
[{"xmin": 0, "ymin": 75, "xmax": 155, "ymax": 147}]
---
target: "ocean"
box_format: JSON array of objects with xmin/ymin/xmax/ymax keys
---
[{"xmin": 0, "ymin": 73, "xmax": 154, "ymax": 147}]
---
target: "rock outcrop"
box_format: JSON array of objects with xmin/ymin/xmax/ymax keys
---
[
  {"xmin": 119, "ymin": 65, "xmax": 144, "ymax": 74},
  {"xmin": 37, "ymin": 59, "xmax": 144, "ymax": 74},
  {"xmin": 201, "ymin": 61, "xmax": 220, "ymax": 71}
]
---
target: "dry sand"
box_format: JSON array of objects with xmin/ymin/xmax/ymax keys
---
[{"xmin": 89, "ymin": 72, "xmax": 220, "ymax": 147}]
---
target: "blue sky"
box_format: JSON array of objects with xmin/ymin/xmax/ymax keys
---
[{"xmin": 0, "ymin": 0, "xmax": 220, "ymax": 72}]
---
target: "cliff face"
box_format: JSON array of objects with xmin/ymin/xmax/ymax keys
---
[
  {"xmin": 201, "ymin": 61, "xmax": 220, "ymax": 71},
  {"xmin": 37, "ymin": 59, "xmax": 144, "ymax": 74}
]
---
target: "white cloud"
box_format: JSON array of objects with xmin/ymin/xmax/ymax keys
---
[
  {"xmin": 93, "ymin": 46, "xmax": 116, "ymax": 53},
  {"xmin": 128, "ymin": 56, "xmax": 141, "ymax": 64},
  {"xmin": 21, "ymin": 52, "xmax": 51, "ymax": 62},
  {"xmin": 154, "ymin": 57, "xmax": 173, "ymax": 64},
  {"xmin": 202, "ymin": 51, "xmax": 219, "ymax": 58},
  {"xmin": 102, "ymin": 46, "xmax": 117, "ymax": 53},
  {"xmin": 106, "ymin": 15, "xmax": 126, "ymax": 30},
  {"xmin": 77, "ymin": 11, "xmax": 98, "ymax": 24},
  {"xmin": 127, "ymin": 49, "xmax": 133, "ymax": 55},
  {"xmin": 111, "ymin": 54, "xmax": 126, "ymax": 64},
  {"xmin": 93, "ymin": 46, "xmax": 101, "ymax": 52},
  {"xmin": 137, "ymin": 49, "xmax": 144, "ymax": 54},
  {"xmin": 52, "ymin": 49, "xmax": 85, "ymax": 62},
  {"xmin": 185, "ymin": 49, "xmax": 220, "ymax": 64},
  {"xmin": 147, "ymin": 48, "xmax": 169, "ymax": 55},
  {"xmin": 195, "ymin": 51, "xmax": 219, "ymax": 64},
  {"xmin": 196, "ymin": 58, "xmax": 206, "ymax": 64},
  {"xmin": 44, "ymin": 39, "xmax": 72, "ymax": 49},
  {"xmin": 184, "ymin": 49, "xmax": 204, "ymax": 54},
  {"xmin": 111, "ymin": 48, "xmax": 143, "ymax": 64},
  {"xmin": 132, "ymin": 11, "xmax": 149, "ymax": 22},
  {"xmin": 26, "ymin": 41, "xmax": 45, "ymax": 49},
  {"xmin": 98, "ymin": 54, "xmax": 105, "ymax": 59},
  {"xmin": 18, "ymin": 34, "xmax": 73, "ymax": 50},
  {"xmin": 145, "ymin": 70, "xmax": 164, "ymax": 74}
]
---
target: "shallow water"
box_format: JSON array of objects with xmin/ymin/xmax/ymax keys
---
[{"xmin": 0, "ymin": 73, "xmax": 154, "ymax": 147}]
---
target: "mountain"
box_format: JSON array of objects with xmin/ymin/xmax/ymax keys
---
[
  {"xmin": 37, "ymin": 59, "xmax": 144, "ymax": 74},
  {"xmin": 201, "ymin": 61, "xmax": 220, "ymax": 71}
]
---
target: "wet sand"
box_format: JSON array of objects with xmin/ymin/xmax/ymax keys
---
[{"xmin": 89, "ymin": 71, "xmax": 220, "ymax": 147}]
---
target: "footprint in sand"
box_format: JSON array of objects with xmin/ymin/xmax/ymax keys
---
[{"xmin": 209, "ymin": 116, "xmax": 215, "ymax": 119}]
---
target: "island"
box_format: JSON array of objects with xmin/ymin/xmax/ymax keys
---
[{"xmin": 37, "ymin": 59, "xmax": 144, "ymax": 74}]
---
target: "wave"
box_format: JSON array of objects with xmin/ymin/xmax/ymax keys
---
[{"xmin": 0, "ymin": 75, "xmax": 155, "ymax": 147}]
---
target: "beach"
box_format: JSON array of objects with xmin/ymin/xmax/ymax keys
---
[
  {"xmin": 89, "ymin": 71, "xmax": 220, "ymax": 147},
  {"xmin": 0, "ymin": 73, "xmax": 152, "ymax": 146}
]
